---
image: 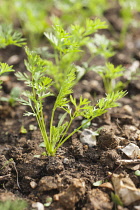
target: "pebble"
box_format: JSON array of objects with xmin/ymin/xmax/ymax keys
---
[
  {"xmin": 30, "ymin": 181, "xmax": 37, "ymax": 189},
  {"xmin": 7, "ymin": 55, "xmax": 20, "ymax": 65},
  {"xmin": 82, "ymin": 80, "xmax": 89, "ymax": 85},
  {"xmin": 123, "ymin": 105, "xmax": 132, "ymax": 114},
  {"xmin": 63, "ymin": 158, "xmax": 69, "ymax": 164},
  {"xmin": 83, "ymin": 92, "xmax": 91, "ymax": 99},
  {"xmin": 32, "ymin": 202, "xmax": 44, "ymax": 210},
  {"xmin": 89, "ymin": 80, "xmax": 100, "ymax": 88}
]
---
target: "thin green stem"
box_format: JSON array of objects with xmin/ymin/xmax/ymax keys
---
[
  {"xmin": 119, "ymin": 24, "xmax": 128, "ymax": 49},
  {"xmin": 55, "ymin": 117, "xmax": 91, "ymax": 150},
  {"xmin": 58, "ymin": 117, "xmax": 73, "ymax": 144},
  {"xmin": 49, "ymin": 106, "xmax": 56, "ymax": 145},
  {"xmin": 54, "ymin": 49, "xmax": 59, "ymax": 66},
  {"xmin": 56, "ymin": 105, "xmax": 109, "ymax": 151},
  {"xmin": 58, "ymin": 107, "xmax": 80, "ymax": 146},
  {"xmin": 87, "ymin": 54, "xmax": 95, "ymax": 65},
  {"xmin": 38, "ymin": 107, "xmax": 49, "ymax": 146},
  {"xmin": 103, "ymin": 77, "xmax": 112, "ymax": 94},
  {"xmin": 31, "ymin": 77, "xmax": 50, "ymax": 153},
  {"xmin": 31, "ymin": 103, "xmax": 49, "ymax": 151}
]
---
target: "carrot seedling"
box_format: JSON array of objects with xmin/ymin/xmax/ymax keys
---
[
  {"xmin": 16, "ymin": 47, "xmax": 127, "ymax": 156},
  {"xmin": 0, "ymin": 86, "xmax": 21, "ymax": 106},
  {"xmin": 93, "ymin": 62, "xmax": 125, "ymax": 93},
  {"xmin": 118, "ymin": 0, "xmax": 139, "ymax": 48},
  {"xmin": 0, "ymin": 24, "xmax": 25, "ymax": 90}
]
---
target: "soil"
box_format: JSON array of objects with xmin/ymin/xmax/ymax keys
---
[{"xmin": 0, "ymin": 4, "xmax": 140, "ymax": 210}]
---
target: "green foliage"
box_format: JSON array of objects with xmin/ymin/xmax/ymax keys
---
[
  {"xmin": 111, "ymin": 192, "xmax": 123, "ymax": 207},
  {"xmin": 52, "ymin": 0, "xmax": 109, "ymax": 25},
  {"xmin": 134, "ymin": 170, "xmax": 140, "ymax": 176},
  {"xmin": 118, "ymin": 0, "xmax": 140, "ymax": 48},
  {"xmin": 0, "ymin": 0, "xmax": 110, "ymax": 49},
  {"xmin": 0, "ymin": 24, "xmax": 24, "ymax": 92},
  {"xmin": 0, "ymin": 199, "xmax": 27, "ymax": 210},
  {"xmin": 0, "ymin": 87, "xmax": 21, "ymax": 106},
  {"xmin": 45, "ymin": 17, "xmax": 107, "ymax": 51},
  {"xmin": 0, "ymin": 24, "xmax": 26, "ymax": 48},
  {"xmin": 0, "ymin": 0, "xmax": 49, "ymax": 47},
  {"xmin": 87, "ymin": 34, "xmax": 115, "ymax": 61},
  {"xmin": 0, "ymin": 63, "xmax": 14, "ymax": 89},
  {"xmin": 74, "ymin": 34, "xmax": 116, "ymax": 82},
  {"xmin": 0, "ymin": 158, "xmax": 13, "ymax": 170},
  {"xmin": 0, "ymin": 0, "xmax": 17, "ymax": 23},
  {"xmin": 20, "ymin": 125, "xmax": 27, "ymax": 134},
  {"xmin": 16, "ymin": 47, "xmax": 127, "ymax": 156},
  {"xmin": 93, "ymin": 180, "xmax": 103, "ymax": 186},
  {"xmin": 0, "ymin": 0, "xmax": 139, "ymax": 50},
  {"xmin": 13, "ymin": 0, "xmax": 48, "ymax": 47},
  {"xmin": 44, "ymin": 197, "xmax": 52, "ymax": 207},
  {"xmin": 0, "ymin": 63, "xmax": 14, "ymax": 76},
  {"xmin": 93, "ymin": 62, "xmax": 125, "ymax": 93},
  {"xmin": 44, "ymin": 17, "xmax": 107, "ymax": 90}
]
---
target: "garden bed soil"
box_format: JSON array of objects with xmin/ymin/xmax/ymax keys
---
[{"xmin": 0, "ymin": 5, "xmax": 140, "ymax": 210}]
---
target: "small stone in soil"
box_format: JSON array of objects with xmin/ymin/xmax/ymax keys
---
[
  {"xmin": 7, "ymin": 55, "xmax": 20, "ymax": 65},
  {"xmin": 32, "ymin": 202, "xmax": 44, "ymax": 210},
  {"xmin": 63, "ymin": 158, "xmax": 69, "ymax": 164},
  {"xmin": 30, "ymin": 181, "xmax": 37, "ymax": 189}
]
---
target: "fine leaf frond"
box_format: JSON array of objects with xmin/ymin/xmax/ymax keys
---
[
  {"xmin": 0, "ymin": 24, "xmax": 26, "ymax": 48},
  {"xmin": 23, "ymin": 111, "xmax": 36, "ymax": 117},
  {"xmin": 54, "ymin": 67, "xmax": 76, "ymax": 108},
  {"xmin": 84, "ymin": 18, "xmax": 108, "ymax": 36},
  {"xmin": 97, "ymin": 90, "xmax": 127, "ymax": 109},
  {"xmin": 0, "ymin": 62, "xmax": 14, "ymax": 76}
]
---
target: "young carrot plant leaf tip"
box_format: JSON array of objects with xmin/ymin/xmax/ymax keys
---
[
  {"xmin": 0, "ymin": 63, "xmax": 14, "ymax": 89},
  {"xmin": 93, "ymin": 62, "xmax": 125, "ymax": 94},
  {"xmin": 15, "ymin": 47, "xmax": 127, "ymax": 156},
  {"xmin": 43, "ymin": 17, "xmax": 107, "ymax": 91},
  {"xmin": 0, "ymin": 24, "xmax": 26, "ymax": 48}
]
